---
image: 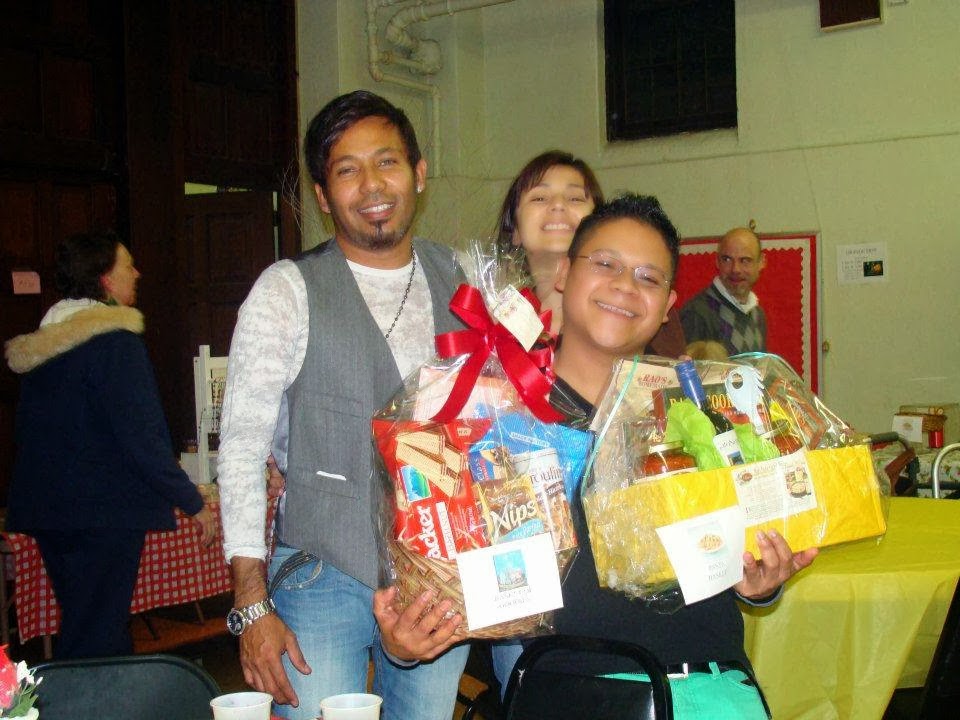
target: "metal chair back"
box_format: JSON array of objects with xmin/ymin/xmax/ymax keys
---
[
  {"xmin": 502, "ymin": 635, "xmax": 673, "ymax": 720},
  {"xmin": 32, "ymin": 653, "xmax": 221, "ymax": 720}
]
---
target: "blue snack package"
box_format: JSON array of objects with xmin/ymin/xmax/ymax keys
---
[
  {"xmin": 479, "ymin": 408, "xmax": 593, "ymax": 502},
  {"xmin": 469, "ymin": 407, "xmax": 592, "ymax": 552}
]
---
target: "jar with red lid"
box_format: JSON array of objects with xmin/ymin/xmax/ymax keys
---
[{"xmin": 633, "ymin": 441, "xmax": 698, "ymax": 484}]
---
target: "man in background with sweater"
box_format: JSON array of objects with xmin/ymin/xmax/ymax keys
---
[{"xmin": 680, "ymin": 227, "xmax": 767, "ymax": 355}]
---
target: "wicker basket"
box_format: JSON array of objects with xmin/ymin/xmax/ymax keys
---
[
  {"xmin": 389, "ymin": 539, "xmax": 546, "ymax": 640},
  {"xmin": 897, "ymin": 412, "xmax": 946, "ymax": 433}
]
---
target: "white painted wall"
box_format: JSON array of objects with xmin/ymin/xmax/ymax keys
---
[
  {"xmin": 295, "ymin": 0, "xmax": 497, "ymax": 248},
  {"xmin": 295, "ymin": 0, "xmax": 960, "ymax": 432}
]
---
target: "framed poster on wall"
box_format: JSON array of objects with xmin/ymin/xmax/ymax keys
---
[{"xmin": 675, "ymin": 233, "xmax": 821, "ymax": 393}]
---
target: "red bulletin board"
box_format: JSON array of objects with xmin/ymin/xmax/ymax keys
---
[{"xmin": 674, "ymin": 233, "xmax": 821, "ymax": 394}]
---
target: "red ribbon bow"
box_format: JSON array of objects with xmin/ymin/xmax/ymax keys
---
[{"xmin": 432, "ymin": 284, "xmax": 563, "ymax": 424}]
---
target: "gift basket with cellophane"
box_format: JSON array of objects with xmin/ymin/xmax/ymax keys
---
[
  {"xmin": 372, "ymin": 243, "xmax": 591, "ymax": 639},
  {"xmin": 583, "ymin": 353, "xmax": 888, "ymax": 611}
]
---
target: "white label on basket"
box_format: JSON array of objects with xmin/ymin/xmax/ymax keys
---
[
  {"xmin": 732, "ymin": 453, "xmax": 817, "ymax": 525},
  {"xmin": 456, "ymin": 533, "xmax": 562, "ymax": 631},
  {"xmin": 655, "ymin": 505, "xmax": 745, "ymax": 605}
]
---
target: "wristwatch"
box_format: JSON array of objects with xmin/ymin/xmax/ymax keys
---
[{"xmin": 226, "ymin": 598, "xmax": 276, "ymax": 636}]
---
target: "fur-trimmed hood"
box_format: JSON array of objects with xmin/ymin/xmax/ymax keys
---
[{"xmin": 5, "ymin": 304, "xmax": 144, "ymax": 374}]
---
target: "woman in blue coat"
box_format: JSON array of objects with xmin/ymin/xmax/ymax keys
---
[{"xmin": 4, "ymin": 231, "xmax": 216, "ymax": 658}]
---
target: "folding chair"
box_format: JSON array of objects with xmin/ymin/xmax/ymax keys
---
[
  {"xmin": 32, "ymin": 653, "xmax": 220, "ymax": 720},
  {"xmin": 868, "ymin": 431, "xmax": 919, "ymax": 496},
  {"xmin": 502, "ymin": 635, "xmax": 673, "ymax": 720}
]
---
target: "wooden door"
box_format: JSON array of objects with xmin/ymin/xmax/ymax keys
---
[
  {"xmin": 170, "ymin": 190, "xmax": 277, "ymax": 446},
  {"xmin": 0, "ymin": 2, "xmax": 124, "ymax": 505}
]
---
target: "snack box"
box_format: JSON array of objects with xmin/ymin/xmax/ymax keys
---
[{"xmin": 374, "ymin": 418, "xmax": 491, "ymax": 559}]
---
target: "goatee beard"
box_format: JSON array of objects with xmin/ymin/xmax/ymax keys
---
[
  {"xmin": 329, "ymin": 194, "xmax": 417, "ymax": 252},
  {"xmin": 352, "ymin": 220, "xmax": 408, "ymax": 251}
]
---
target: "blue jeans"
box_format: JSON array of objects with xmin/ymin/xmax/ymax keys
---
[
  {"xmin": 268, "ymin": 545, "xmax": 469, "ymax": 720},
  {"xmin": 491, "ymin": 640, "xmax": 524, "ymax": 698}
]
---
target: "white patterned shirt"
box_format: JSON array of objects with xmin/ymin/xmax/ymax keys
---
[{"xmin": 217, "ymin": 252, "xmax": 433, "ymax": 562}]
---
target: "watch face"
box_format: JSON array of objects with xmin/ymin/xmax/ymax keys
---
[{"xmin": 226, "ymin": 609, "xmax": 246, "ymax": 636}]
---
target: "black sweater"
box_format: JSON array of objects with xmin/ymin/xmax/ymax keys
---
[{"xmin": 546, "ymin": 378, "xmax": 750, "ymax": 674}]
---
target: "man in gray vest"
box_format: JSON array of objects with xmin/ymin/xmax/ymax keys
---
[
  {"xmin": 217, "ymin": 91, "xmax": 469, "ymax": 720},
  {"xmin": 680, "ymin": 227, "xmax": 768, "ymax": 355}
]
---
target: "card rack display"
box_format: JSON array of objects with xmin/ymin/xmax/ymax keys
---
[{"xmin": 193, "ymin": 344, "xmax": 227, "ymax": 485}]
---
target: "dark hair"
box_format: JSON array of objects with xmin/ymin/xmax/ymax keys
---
[
  {"xmin": 568, "ymin": 193, "xmax": 681, "ymax": 283},
  {"xmin": 54, "ymin": 231, "xmax": 120, "ymax": 300},
  {"xmin": 304, "ymin": 90, "xmax": 422, "ymax": 188},
  {"xmin": 494, "ymin": 150, "xmax": 604, "ymax": 253}
]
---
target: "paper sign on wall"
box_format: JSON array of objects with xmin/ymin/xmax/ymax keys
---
[
  {"xmin": 11, "ymin": 271, "xmax": 41, "ymax": 295},
  {"xmin": 837, "ymin": 243, "xmax": 888, "ymax": 285}
]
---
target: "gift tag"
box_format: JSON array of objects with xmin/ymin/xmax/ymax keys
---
[
  {"xmin": 492, "ymin": 286, "xmax": 544, "ymax": 351},
  {"xmin": 456, "ymin": 532, "xmax": 563, "ymax": 631},
  {"xmin": 11, "ymin": 271, "xmax": 41, "ymax": 295},
  {"xmin": 655, "ymin": 505, "xmax": 745, "ymax": 604},
  {"xmin": 724, "ymin": 366, "xmax": 767, "ymax": 432}
]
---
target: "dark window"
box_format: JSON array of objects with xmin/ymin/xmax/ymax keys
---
[{"xmin": 605, "ymin": 0, "xmax": 736, "ymax": 141}]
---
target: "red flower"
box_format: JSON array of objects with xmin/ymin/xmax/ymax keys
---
[{"xmin": 0, "ymin": 646, "xmax": 16, "ymax": 709}]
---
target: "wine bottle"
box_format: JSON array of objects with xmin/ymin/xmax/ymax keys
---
[{"xmin": 675, "ymin": 360, "xmax": 744, "ymax": 466}]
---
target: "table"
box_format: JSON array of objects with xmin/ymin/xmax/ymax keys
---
[
  {"xmin": 742, "ymin": 497, "xmax": 960, "ymax": 719},
  {"xmin": 1, "ymin": 488, "xmax": 276, "ymax": 649}
]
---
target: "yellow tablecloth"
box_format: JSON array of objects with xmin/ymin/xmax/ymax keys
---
[{"xmin": 742, "ymin": 497, "xmax": 960, "ymax": 719}]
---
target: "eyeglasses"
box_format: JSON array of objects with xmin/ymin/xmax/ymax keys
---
[{"xmin": 575, "ymin": 251, "xmax": 671, "ymax": 291}]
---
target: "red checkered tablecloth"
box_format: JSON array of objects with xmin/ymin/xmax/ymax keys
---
[{"xmin": 1, "ymin": 500, "xmax": 259, "ymax": 643}]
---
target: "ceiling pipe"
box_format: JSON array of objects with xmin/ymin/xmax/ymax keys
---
[
  {"xmin": 384, "ymin": 0, "xmax": 512, "ymax": 74},
  {"xmin": 366, "ymin": 0, "xmax": 514, "ymax": 175}
]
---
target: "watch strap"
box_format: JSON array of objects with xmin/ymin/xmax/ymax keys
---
[
  {"xmin": 240, "ymin": 597, "xmax": 276, "ymax": 624},
  {"xmin": 240, "ymin": 598, "xmax": 277, "ymax": 623}
]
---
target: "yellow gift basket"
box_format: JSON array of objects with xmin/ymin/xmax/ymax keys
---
[{"xmin": 583, "ymin": 353, "xmax": 888, "ymax": 606}]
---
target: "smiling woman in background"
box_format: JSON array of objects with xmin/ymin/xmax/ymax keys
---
[
  {"xmin": 495, "ymin": 150, "xmax": 604, "ymax": 334},
  {"xmin": 495, "ymin": 150, "xmax": 687, "ymax": 353},
  {"xmin": 4, "ymin": 231, "xmax": 215, "ymax": 659}
]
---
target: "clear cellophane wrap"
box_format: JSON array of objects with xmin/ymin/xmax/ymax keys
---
[
  {"xmin": 372, "ymin": 243, "xmax": 591, "ymax": 639},
  {"xmin": 583, "ymin": 353, "xmax": 887, "ymax": 608}
]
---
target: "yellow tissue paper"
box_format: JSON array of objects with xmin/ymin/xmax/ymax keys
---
[{"xmin": 587, "ymin": 444, "xmax": 886, "ymax": 595}]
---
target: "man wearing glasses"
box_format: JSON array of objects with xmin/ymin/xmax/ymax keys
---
[{"xmin": 680, "ymin": 227, "xmax": 768, "ymax": 355}]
